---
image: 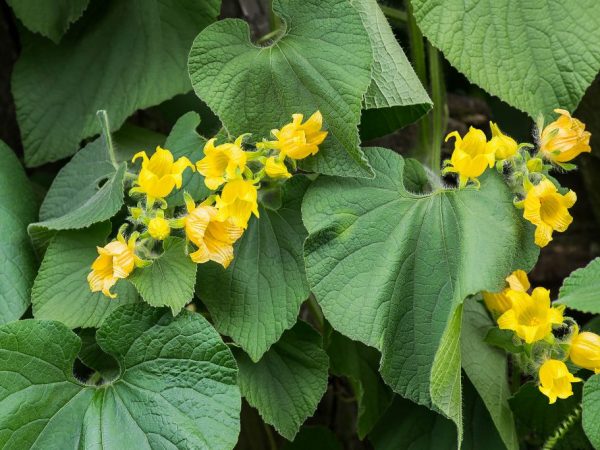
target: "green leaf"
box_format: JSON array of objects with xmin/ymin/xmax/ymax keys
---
[
  {"xmin": 188, "ymin": 0, "xmax": 374, "ymax": 177},
  {"xmin": 13, "ymin": 0, "xmax": 220, "ymax": 166},
  {"xmin": 485, "ymin": 328, "xmax": 524, "ymax": 354},
  {"xmin": 27, "ymin": 136, "xmax": 126, "ymax": 248},
  {"xmin": 0, "ymin": 141, "xmax": 37, "ymax": 324},
  {"xmin": 113, "ymin": 123, "xmax": 166, "ymax": 163},
  {"xmin": 31, "ymin": 222, "xmax": 138, "ymax": 328},
  {"xmin": 327, "ymin": 331, "xmax": 393, "ymax": 438},
  {"xmin": 0, "ymin": 303, "xmax": 241, "ymax": 449},
  {"xmin": 129, "ymin": 237, "xmax": 197, "ymax": 314},
  {"xmin": 234, "ymin": 320, "xmax": 329, "ymax": 441},
  {"xmin": 77, "ymin": 328, "xmax": 119, "ymax": 379},
  {"xmin": 6, "ymin": 0, "xmax": 89, "ymax": 43},
  {"xmin": 510, "ymin": 381, "xmax": 591, "ymax": 449},
  {"xmin": 461, "ymin": 299, "xmax": 519, "ymax": 450},
  {"xmin": 196, "ymin": 176, "xmax": 310, "ymax": 361},
  {"xmin": 369, "ymin": 380, "xmax": 506, "ymax": 450},
  {"xmin": 164, "ymin": 112, "xmax": 210, "ymax": 207},
  {"xmin": 283, "ymin": 426, "xmax": 342, "ymax": 450},
  {"xmin": 353, "ymin": 0, "xmax": 431, "ymax": 140},
  {"xmin": 556, "ymin": 257, "xmax": 600, "ymax": 314},
  {"xmin": 303, "ymin": 148, "xmax": 538, "ymax": 433},
  {"xmin": 411, "ymin": 0, "xmax": 600, "ymax": 118},
  {"xmin": 583, "ymin": 374, "xmax": 600, "ymax": 448}
]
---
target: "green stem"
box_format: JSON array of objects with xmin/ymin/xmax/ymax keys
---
[
  {"xmin": 87, "ymin": 371, "xmax": 102, "ymax": 386},
  {"xmin": 306, "ymin": 294, "xmax": 324, "ymax": 331},
  {"xmin": 510, "ymin": 355, "xmax": 520, "ymax": 394},
  {"xmin": 97, "ymin": 110, "xmax": 118, "ymax": 169},
  {"xmin": 406, "ymin": 1, "xmax": 431, "ymax": 163},
  {"xmin": 380, "ymin": 5, "xmax": 407, "ymax": 24},
  {"xmin": 257, "ymin": 29, "xmax": 281, "ymax": 44},
  {"xmin": 427, "ymin": 43, "xmax": 447, "ymax": 175},
  {"xmin": 264, "ymin": 422, "xmax": 278, "ymax": 450},
  {"xmin": 543, "ymin": 405, "xmax": 582, "ymax": 450}
]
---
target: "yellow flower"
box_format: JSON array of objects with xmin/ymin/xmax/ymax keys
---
[
  {"xmin": 215, "ymin": 178, "xmax": 260, "ymax": 229},
  {"xmin": 488, "ymin": 122, "xmax": 519, "ymax": 160},
  {"xmin": 258, "ymin": 111, "xmax": 328, "ymax": 160},
  {"xmin": 483, "ymin": 269, "xmax": 530, "ymax": 314},
  {"xmin": 497, "ymin": 287, "xmax": 564, "ymax": 343},
  {"xmin": 87, "ymin": 233, "xmax": 138, "ymax": 298},
  {"xmin": 264, "ymin": 156, "xmax": 291, "ymax": 179},
  {"xmin": 196, "ymin": 136, "xmax": 248, "ymax": 190},
  {"xmin": 131, "ymin": 146, "xmax": 194, "ymax": 204},
  {"xmin": 443, "ymin": 127, "xmax": 496, "ymax": 187},
  {"xmin": 522, "ymin": 179, "xmax": 576, "ymax": 248},
  {"xmin": 538, "ymin": 359, "xmax": 582, "ymax": 404},
  {"xmin": 148, "ymin": 216, "xmax": 170, "ymax": 240},
  {"xmin": 569, "ymin": 331, "xmax": 600, "ymax": 373},
  {"xmin": 184, "ymin": 198, "xmax": 243, "ymax": 268},
  {"xmin": 540, "ymin": 109, "xmax": 591, "ymax": 163}
]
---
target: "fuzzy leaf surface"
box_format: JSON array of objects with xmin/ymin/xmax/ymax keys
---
[{"xmin": 556, "ymin": 257, "xmax": 600, "ymax": 314}]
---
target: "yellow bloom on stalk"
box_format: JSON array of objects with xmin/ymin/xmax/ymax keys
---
[
  {"xmin": 184, "ymin": 197, "xmax": 243, "ymax": 268},
  {"xmin": 569, "ymin": 331, "xmax": 600, "ymax": 373},
  {"xmin": 196, "ymin": 136, "xmax": 248, "ymax": 190},
  {"xmin": 522, "ymin": 179, "xmax": 576, "ymax": 248},
  {"xmin": 540, "ymin": 109, "xmax": 591, "ymax": 163},
  {"xmin": 489, "ymin": 122, "xmax": 519, "ymax": 160},
  {"xmin": 497, "ymin": 287, "xmax": 564, "ymax": 344},
  {"xmin": 538, "ymin": 359, "xmax": 582, "ymax": 404},
  {"xmin": 443, "ymin": 127, "xmax": 496, "ymax": 187},
  {"xmin": 87, "ymin": 233, "xmax": 139, "ymax": 298},
  {"xmin": 148, "ymin": 216, "xmax": 170, "ymax": 240},
  {"xmin": 131, "ymin": 146, "xmax": 194, "ymax": 204},
  {"xmin": 483, "ymin": 269, "xmax": 530, "ymax": 315},
  {"xmin": 215, "ymin": 178, "xmax": 260, "ymax": 229},
  {"xmin": 264, "ymin": 156, "xmax": 291, "ymax": 179},
  {"xmin": 258, "ymin": 111, "xmax": 328, "ymax": 160}
]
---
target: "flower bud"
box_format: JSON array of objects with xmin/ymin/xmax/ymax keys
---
[
  {"xmin": 569, "ymin": 331, "xmax": 600, "ymax": 373},
  {"xmin": 148, "ymin": 216, "xmax": 171, "ymax": 240},
  {"xmin": 540, "ymin": 109, "xmax": 591, "ymax": 163}
]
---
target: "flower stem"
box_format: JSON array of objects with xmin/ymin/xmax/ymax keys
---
[{"xmin": 428, "ymin": 43, "xmax": 447, "ymax": 175}]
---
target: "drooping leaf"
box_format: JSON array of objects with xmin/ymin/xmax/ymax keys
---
[
  {"xmin": 27, "ymin": 135, "xmax": 127, "ymax": 248},
  {"xmin": 583, "ymin": 374, "xmax": 600, "ymax": 448},
  {"xmin": 129, "ymin": 237, "xmax": 197, "ymax": 314},
  {"xmin": 303, "ymin": 148, "xmax": 538, "ymax": 436},
  {"xmin": 233, "ymin": 320, "xmax": 329, "ymax": 441},
  {"xmin": 556, "ymin": 257, "xmax": 600, "ymax": 314},
  {"xmin": 327, "ymin": 331, "xmax": 393, "ymax": 438},
  {"xmin": 411, "ymin": 0, "xmax": 600, "ymax": 119},
  {"xmin": 13, "ymin": 0, "xmax": 220, "ymax": 166},
  {"xmin": 0, "ymin": 141, "xmax": 37, "ymax": 324},
  {"xmin": 196, "ymin": 176, "xmax": 311, "ymax": 361},
  {"xmin": 353, "ymin": 0, "xmax": 431, "ymax": 139},
  {"xmin": 31, "ymin": 223, "xmax": 138, "ymax": 328},
  {"xmin": 164, "ymin": 111, "xmax": 210, "ymax": 206},
  {"xmin": 0, "ymin": 303, "xmax": 241, "ymax": 449},
  {"xmin": 188, "ymin": 0, "xmax": 374, "ymax": 177},
  {"xmin": 461, "ymin": 299, "xmax": 519, "ymax": 450},
  {"xmin": 6, "ymin": 0, "xmax": 89, "ymax": 43}
]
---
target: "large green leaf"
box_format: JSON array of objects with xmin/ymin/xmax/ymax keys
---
[
  {"xmin": 556, "ymin": 257, "xmax": 600, "ymax": 314},
  {"xmin": 196, "ymin": 176, "xmax": 310, "ymax": 361},
  {"xmin": 303, "ymin": 147, "xmax": 538, "ymax": 435},
  {"xmin": 411, "ymin": 0, "xmax": 600, "ymax": 119},
  {"xmin": 13, "ymin": 0, "xmax": 220, "ymax": 166},
  {"xmin": 188, "ymin": 0, "xmax": 373, "ymax": 177},
  {"xmin": 0, "ymin": 141, "xmax": 37, "ymax": 324},
  {"xmin": 129, "ymin": 237, "xmax": 197, "ymax": 314},
  {"xmin": 583, "ymin": 374, "xmax": 600, "ymax": 448},
  {"xmin": 6, "ymin": 0, "xmax": 89, "ymax": 43},
  {"xmin": 354, "ymin": 0, "xmax": 431, "ymax": 139},
  {"xmin": 461, "ymin": 299, "xmax": 518, "ymax": 450},
  {"xmin": 27, "ymin": 135, "xmax": 126, "ymax": 247},
  {"xmin": 327, "ymin": 331, "xmax": 393, "ymax": 438},
  {"xmin": 234, "ymin": 321, "xmax": 329, "ymax": 441},
  {"xmin": 0, "ymin": 303, "xmax": 241, "ymax": 449},
  {"xmin": 32, "ymin": 223, "xmax": 138, "ymax": 328}
]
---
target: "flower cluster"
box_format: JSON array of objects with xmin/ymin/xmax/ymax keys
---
[
  {"xmin": 88, "ymin": 111, "xmax": 327, "ymax": 298},
  {"xmin": 483, "ymin": 270, "xmax": 600, "ymax": 404},
  {"xmin": 443, "ymin": 109, "xmax": 591, "ymax": 248}
]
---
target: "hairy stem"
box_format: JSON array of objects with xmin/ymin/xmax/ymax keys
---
[
  {"xmin": 427, "ymin": 43, "xmax": 447, "ymax": 175},
  {"xmin": 543, "ymin": 405, "xmax": 582, "ymax": 450}
]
